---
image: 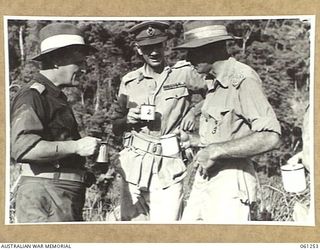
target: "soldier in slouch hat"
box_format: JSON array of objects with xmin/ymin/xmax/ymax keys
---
[
  {"xmin": 174, "ymin": 20, "xmax": 281, "ymax": 222},
  {"xmin": 11, "ymin": 23, "xmax": 100, "ymax": 223}
]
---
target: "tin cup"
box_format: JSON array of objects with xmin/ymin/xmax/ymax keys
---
[
  {"xmin": 281, "ymin": 163, "xmax": 306, "ymax": 193},
  {"xmin": 160, "ymin": 134, "xmax": 180, "ymax": 157},
  {"xmin": 96, "ymin": 143, "xmax": 108, "ymax": 163},
  {"xmin": 140, "ymin": 104, "xmax": 155, "ymax": 121}
]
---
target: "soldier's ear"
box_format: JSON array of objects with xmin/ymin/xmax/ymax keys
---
[{"xmin": 135, "ymin": 43, "xmax": 143, "ymax": 56}]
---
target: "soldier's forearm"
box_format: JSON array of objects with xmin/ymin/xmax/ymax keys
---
[
  {"xmin": 208, "ymin": 131, "xmax": 281, "ymax": 160},
  {"xmin": 192, "ymin": 100, "xmax": 204, "ymax": 117},
  {"xmin": 21, "ymin": 140, "xmax": 78, "ymax": 162}
]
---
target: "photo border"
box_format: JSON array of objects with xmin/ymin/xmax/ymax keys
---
[{"xmin": 0, "ymin": 0, "xmax": 319, "ymax": 243}]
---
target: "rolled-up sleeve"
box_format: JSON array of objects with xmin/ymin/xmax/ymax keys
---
[
  {"xmin": 239, "ymin": 78, "xmax": 281, "ymax": 135},
  {"xmin": 110, "ymin": 81, "xmax": 130, "ymax": 135},
  {"xmin": 11, "ymin": 90, "xmax": 44, "ymax": 161}
]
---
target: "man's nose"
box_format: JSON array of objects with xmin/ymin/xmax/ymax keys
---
[
  {"xmin": 150, "ymin": 49, "xmax": 159, "ymax": 55},
  {"xmin": 77, "ymin": 61, "xmax": 87, "ymax": 73}
]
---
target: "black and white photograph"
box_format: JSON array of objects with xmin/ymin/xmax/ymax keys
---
[{"xmin": 5, "ymin": 16, "xmax": 315, "ymax": 226}]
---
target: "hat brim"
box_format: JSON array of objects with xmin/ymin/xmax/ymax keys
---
[
  {"xmin": 173, "ymin": 35, "xmax": 234, "ymax": 50},
  {"xmin": 136, "ymin": 36, "xmax": 168, "ymax": 46},
  {"xmin": 31, "ymin": 44, "xmax": 98, "ymax": 61}
]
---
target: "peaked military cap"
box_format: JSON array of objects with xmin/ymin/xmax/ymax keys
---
[{"xmin": 129, "ymin": 21, "xmax": 169, "ymax": 46}]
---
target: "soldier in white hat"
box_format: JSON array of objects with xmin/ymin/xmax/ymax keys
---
[
  {"xmin": 11, "ymin": 22, "xmax": 101, "ymax": 223},
  {"xmin": 174, "ymin": 20, "xmax": 281, "ymax": 222},
  {"xmin": 111, "ymin": 21, "xmax": 206, "ymax": 221}
]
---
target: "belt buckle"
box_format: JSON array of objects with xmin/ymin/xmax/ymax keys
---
[
  {"xmin": 152, "ymin": 144, "xmax": 158, "ymax": 153},
  {"xmin": 151, "ymin": 143, "xmax": 162, "ymax": 155}
]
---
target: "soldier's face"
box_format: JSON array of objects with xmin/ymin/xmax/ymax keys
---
[
  {"xmin": 186, "ymin": 47, "xmax": 214, "ymax": 75},
  {"xmin": 138, "ymin": 42, "xmax": 165, "ymax": 69},
  {"xmin": 55, "ymin": 50, "xmax": 87, "ymax": 86}
]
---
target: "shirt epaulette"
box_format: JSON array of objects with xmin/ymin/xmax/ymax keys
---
[
  {"xmin": 172, "ymin": 60, "xmax": 191, "ymax": 69},
  {"xmin": 30, "ymin": 82, "xmax": 46, "ymax": 94},
  {"xmin": 122, "ymin": 70, "xmax": 142, "ymax": 85},
  {"xmin": 228, "ymin": 60, "xmax": 254, "ymax": 88}
]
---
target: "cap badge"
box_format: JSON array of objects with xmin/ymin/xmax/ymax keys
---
[{"xmin": 147, "ymin": 26, "xmax": 155, "ymax": 37}]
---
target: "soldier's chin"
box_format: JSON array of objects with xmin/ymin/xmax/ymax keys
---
[
  {"xmin": 64, "ymin": 74, "xmax": 80, "ymax": 87},
  {"xmin": 60, "ymin": 77, "xmax": 80, "ymax": 88}
]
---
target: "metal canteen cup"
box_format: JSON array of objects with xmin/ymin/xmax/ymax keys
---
[
  {"xmin": 281, "ymin": 163, "xmax": 306, "ymax": 193},
  {"xmin": 96, "ymin": 143, "xmax": 108, "ymax": 163},
  {"xmin": 140, "ymin": 104, "xmax": 155, "ymax": 121}
]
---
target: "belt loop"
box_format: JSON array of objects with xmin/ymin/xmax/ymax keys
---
[{"xmin": 53, "ymin": 172, "xmax": 61, "ymax": 181}]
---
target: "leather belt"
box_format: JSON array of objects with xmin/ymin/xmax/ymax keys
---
[
  {"xmin": 21, "ymin": 171, "xmax": 86, "ymax": 183},
  {"xmin": 124, "ymin": 133, "xmax": 162, "ymax": 156}
]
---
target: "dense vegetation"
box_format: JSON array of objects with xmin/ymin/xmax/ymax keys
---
[{"xmin": 7, "ymin": 18, "xmax": 311, "ymax": 222}]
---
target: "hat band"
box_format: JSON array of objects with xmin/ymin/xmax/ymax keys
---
[
  {"xmin": 184, "ymin": 25, "xmax": 228, "ymax": 41},
  {"xmin": 136, "ymin": 34, "xmax": 167, "ymax": 42},
  {"xmin": 41, "ymin": 34, "xmax": 85, "ymax": 52}
]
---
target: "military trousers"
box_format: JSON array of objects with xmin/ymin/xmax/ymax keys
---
[
  {"xmin": 120, "ymin": 172, "xmax": 184, "ymax": 222},
  {"xmin": 15, "ymin": 176, "xmax": 86, "ymax": 223},
  {"xmin": 182, "ymin": 159, "xmax": 257, "ymax": 223}
]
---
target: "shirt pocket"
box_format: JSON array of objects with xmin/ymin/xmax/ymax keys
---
[
  {"xmin": 164, "ymin": 86, "xmax": 189, "ymax": 101},
  {"xmin": 199, "ymin": 106, "xmax": 230, "ymax": 144}
]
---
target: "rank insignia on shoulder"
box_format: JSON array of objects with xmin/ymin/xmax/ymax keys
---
[
  {"xmin": 172, "ymin": 60, "xmax": 191, "ymax": 69},
  {"xmin": 229, "ymin": 72, "xmax": 245, "ymax": 88},
  {"xmin": 123, "ymin": 70, "xmax": 143, "ymax": 85},
  {"xmin": 30, "ymin": 82, "xmax": 46, "ymax": 94},
  {"xmin": 163, "ymin": 82, "xmax": 186, "ymax": 90}
]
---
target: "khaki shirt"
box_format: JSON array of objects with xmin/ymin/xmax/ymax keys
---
[
  {"xmin": 118, "ymin": 60, "xmax": 205, "ymax": 137},
  {"xmin": 200, "ymin": 57, "xmax": 281, "ymax": 146},
  {"xmin": 197, "ymin": 57, "xmax": 281, "ymax": 203},
  {"xmin": 11, "ymin": 73, "xmax": 85, "ymax": 171}
]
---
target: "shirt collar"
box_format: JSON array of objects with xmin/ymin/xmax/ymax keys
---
[
  {"xmin": 138, "ymin": 63, "xmax": 171, "ymax": 82},
  {"xmin": 210, "ymin": 57, "xmax": 235, "ymax": 88},
  {"xmin": 34, "ymin": 73, "xmax": 65, "ymax": 97}
]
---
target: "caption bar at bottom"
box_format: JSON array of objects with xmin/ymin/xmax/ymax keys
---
[{"xmin": 1, "ymin": 243, "xmax": 319, "ymax": 250}]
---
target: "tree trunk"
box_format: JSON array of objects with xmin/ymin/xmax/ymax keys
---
[
  {"xmin": 19, "ymin": 26, "xmax": 24, "ymax": 64},
  {"xmin": 95, "ymin": 79, "xmax": 100, "ymax": 112},
  {"xmin": 81, "ymin": 91, "xmax": 85, "ymax": 106},
  {"xmin": 242, "ymin": 25, "xmax": 254, "ymax": 55},
  {"xmin": 242, "ymin": 39, "xmax": 247, "ymax": 55},
  {"xmin": 106, "ymin": 78, "xmax": 112, "ymax": 101}
]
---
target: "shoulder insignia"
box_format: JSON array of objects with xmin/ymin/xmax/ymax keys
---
[
  {"xmin": 122, "ymin": 70, "xmax": 142, "ymax": 85},
  {"xmin": 227, "ymin": 60, "xmax": 250, "ymax": 88},
  {"xmin": 30, "ymin": 82, "xmax": 45, "ymax": 94},
  {"xmin": 229, "ymin": 71, "xmax": 246, "ymax": 88},
  {"xmin": 172, "ymin": 60, "xmax": 191, "ymax": 69}
]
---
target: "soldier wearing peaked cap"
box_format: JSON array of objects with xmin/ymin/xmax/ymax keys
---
[
  {"xmin": 11, "ymin": 23, "xmax": 101, "ymax": 223},
  {"xmin": 174, "ymin": 20, "xmax": 281, "ymax": 223},
  {"xmin": 111, "ymin": 21, "xmax": 206, "ymax": 221}
]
